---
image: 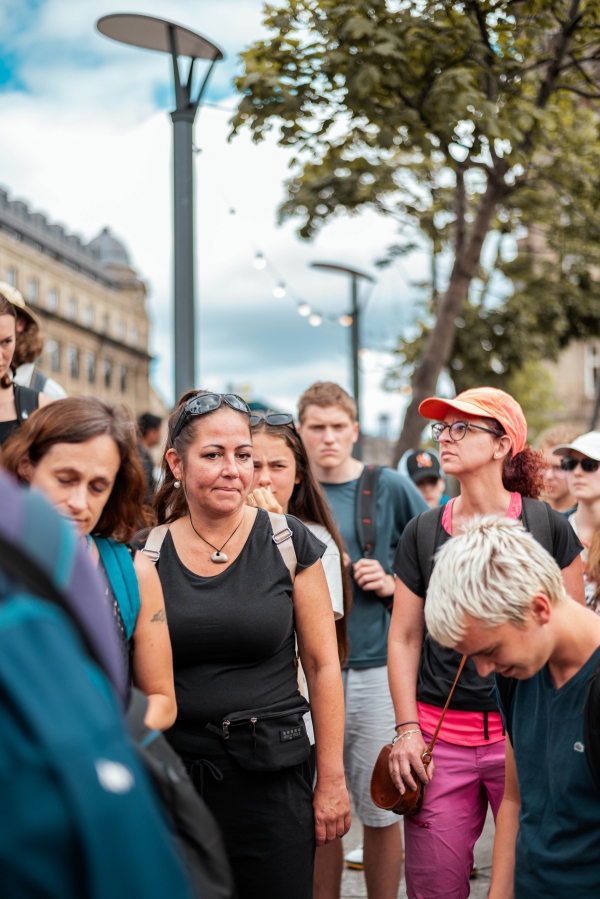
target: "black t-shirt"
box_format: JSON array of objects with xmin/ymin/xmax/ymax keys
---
[
  {"xmin": 156, "ymin": 509, "xmax": 325, "ymax": 754},
  {"xmin": 392, "ymin": 502, "xmax": 583, "ymax": 711}
]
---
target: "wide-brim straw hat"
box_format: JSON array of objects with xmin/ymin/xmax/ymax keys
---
[{"xmin": 0, "ymin": 281, "xmax": 40, "ymax": 329}]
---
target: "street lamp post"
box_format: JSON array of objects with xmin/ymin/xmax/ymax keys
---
[
  {"xmin": 96, "ymin": 14, "xmax": 224, "ymax": 399},
  {"xmin": 311, "ymin": 262, "xmax": 375, "ymax": 460}
]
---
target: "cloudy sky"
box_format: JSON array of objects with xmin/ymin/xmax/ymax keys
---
[{"xmin": 0, "ymin": 0, "xmax": 431, "ymax": 435}]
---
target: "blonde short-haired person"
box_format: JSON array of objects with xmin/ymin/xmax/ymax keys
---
[{"xmin": 424, "ymin": 517, "xmax": 600, "ymax": 899}]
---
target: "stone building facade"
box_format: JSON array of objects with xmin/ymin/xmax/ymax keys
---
[
  {"xmin": 545, "ymin": 340, "xmax": 600, "ymax": 432},
  {"xmin": 0, "ymin": 187, "xmax": 160, "ymax": 419}
]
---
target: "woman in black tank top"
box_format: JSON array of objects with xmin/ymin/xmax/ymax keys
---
[{"xmin": 150, "ymin": 390, "xmax": 351, "ymax": 899}]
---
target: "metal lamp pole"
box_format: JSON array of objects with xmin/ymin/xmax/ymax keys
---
[
  {"xmin": 311, "ymin": 262, "xmax": 375, "ymax": 460},
  {"xmin": 96, "ymin": 14, "xmax": 224, "ymax": 399}
]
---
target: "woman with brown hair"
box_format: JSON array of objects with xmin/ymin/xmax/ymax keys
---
[
  {"xmin": 0, "ymin": 292, "xmax": 52, "ymax": 445},
  {"xmin": 249, "ymin": 411, "xmax": 351, "ymax": 665},
  {"xmin": 148, "ymin": 390, "xmax": 350, "ymax": 899},
  {"xmin": 2, "ymin": 396, "xmax": 176, "ymax": 730}
]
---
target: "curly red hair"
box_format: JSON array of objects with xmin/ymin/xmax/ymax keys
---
[{"xmin": 489, "ymin": 419, "xmax": 545, "ymax": 498}]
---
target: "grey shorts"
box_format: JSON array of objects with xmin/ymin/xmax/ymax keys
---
[{"xmin": 342, "ymin": 665, "xmax": 399, "ymax": 827}]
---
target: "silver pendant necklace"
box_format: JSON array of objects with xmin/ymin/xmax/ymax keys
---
[{"xmin": 189, "ymin": 513, "xmax": 244, "ymax": 563}]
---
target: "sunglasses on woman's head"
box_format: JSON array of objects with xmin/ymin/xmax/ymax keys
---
[
  {"xmin": 250, "ymin": 412, "xmax": 296, "ymax": 429},
  {"xmin": 171, "ymin": 393, "xmax": 251, "ymax": 443},
  {"xmin": 560, "ymin": 456, "xmax": 600, "ymax": 473}
]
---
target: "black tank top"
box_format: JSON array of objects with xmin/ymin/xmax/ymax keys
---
[{"xmin": 156, "ymin": 510, "xmax": 325, "ymax": 755}]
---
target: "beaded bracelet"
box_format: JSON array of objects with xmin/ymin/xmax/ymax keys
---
[{"xmin": 395, "ymin": 720, "xmax": 420, "ymax": 730}]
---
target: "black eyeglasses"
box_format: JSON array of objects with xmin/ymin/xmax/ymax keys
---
[
  {"xmin": 431, "ymin": 421, "xmax": 499, "ymax": 442},
  {"xmin": 171, "ymin": 393, "xmax": 251, "ymax": 443},
  {"xmin": 250, "ymin": 412, "xmax": 296, "ymax": 429},
  {"xmin": 560, "ymin": 456, "xmax": 600, "ymax": 473}
]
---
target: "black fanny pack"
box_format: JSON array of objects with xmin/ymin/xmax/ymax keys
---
[{"xmin": 206, "ymin": 697, "xmax": 311, "ymax": 772}]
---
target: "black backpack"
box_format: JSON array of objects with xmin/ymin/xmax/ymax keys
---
[
  {"xmin": 0, "ymin": 531, "xmax": 235, "ymax": 899},
  {"xmin": 415, "ymin": 497, "xmax": 600, "ymax": 791}
]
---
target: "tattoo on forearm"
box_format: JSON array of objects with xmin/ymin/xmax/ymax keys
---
[{"xmin": 151, "ymin": 609, "xmax": 166, "ymax": 623}]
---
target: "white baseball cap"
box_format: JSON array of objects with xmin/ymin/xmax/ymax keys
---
[{"xmin": 552, "ymin": 431, "xmax": 600, "ymax": 462}]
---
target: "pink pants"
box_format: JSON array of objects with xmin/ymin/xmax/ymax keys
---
[{"xmin": 404, "ymin": 733, "xmax": 505, "ymax": 899}]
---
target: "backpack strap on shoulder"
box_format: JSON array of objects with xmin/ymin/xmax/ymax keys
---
[
  {"xmin": 355, "ymin": 464, "xmax": 382, "ymax": 558},
  {"xmin": 267, "ymin": 511, "xmax": 297, "ymax": 583},
  {"xmin": 521, "ymin": 497, "xmax": 554, "ymax": 555},
  {"xmin": 416, "ymin": 506, "xmax": 444, "ymax": 593},
  {"xmin": 140, "ymin": 524, "xmax": 170, "ymax": 563},
  {"xmin": 95, "ymin": 538, "xmax": 141, "ymax": 642},
  {"xmin": 13, "ymin": 384, "xmax": 41, "ymax": 424}
]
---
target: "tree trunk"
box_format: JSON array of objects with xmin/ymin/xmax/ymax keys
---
[{"xmin": 392, "ymin": 180, "xmax": 507, "ymax": 466}]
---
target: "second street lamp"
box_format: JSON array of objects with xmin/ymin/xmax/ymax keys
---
[
  {"xmin": 310, "ymin": 262, "xmax": 375, "ymax": 460},
  {"xmin": 96, "ymin": 13, "xmax": 225, "ymax": 399}
]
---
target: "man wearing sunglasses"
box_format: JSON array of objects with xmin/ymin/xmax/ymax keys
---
[{"xmin": 553, "ymin": 431, "xmax": 600, "ymax": 611}]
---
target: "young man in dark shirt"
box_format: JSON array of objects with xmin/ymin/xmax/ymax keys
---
[
  {"xmin": 424, "ymin": 516, "xmax": 600, "ymax": 899},
  {"xmin": 298, "ymin": 382, "xmax": 426, "ymax": 899}
]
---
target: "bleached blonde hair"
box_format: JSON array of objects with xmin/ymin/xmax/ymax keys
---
[{"xmin": 425, "ymin": 516, "xmax": 567, "ymax": 648}]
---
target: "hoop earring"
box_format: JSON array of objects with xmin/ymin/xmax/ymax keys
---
[{"xmin": 173, "ymin": 479, "xmax": 181, "ymax": 489}]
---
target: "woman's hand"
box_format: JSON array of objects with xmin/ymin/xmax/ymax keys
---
[
  {"xmin": 388, "ymin": 730, "xmax": 434, "ymax": 793},
  {"xmin": 313, "ymin": 776, "xmax": 351, "ymax": 846},
  {"xmin": 246, "ymin": 487, "xmax": 283, "ymax": 513}
]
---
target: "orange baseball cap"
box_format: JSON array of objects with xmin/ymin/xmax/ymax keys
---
[{"xmin": 419, "ymin": 387, "xmax": 527, "ymax": 455}]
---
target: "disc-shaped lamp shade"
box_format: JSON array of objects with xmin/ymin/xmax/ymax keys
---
[
  {"xmin": 311, "ymin": 262, "xmax": 375, "ymax": 282},
  {"xmin": 96, "ymin": 13, "xmax": 224, "ymax": 60}
]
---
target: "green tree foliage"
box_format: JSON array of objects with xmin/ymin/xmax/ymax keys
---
[{"xmin": 232, "ymin": 0, "xmax": 600, "ymax": 461}]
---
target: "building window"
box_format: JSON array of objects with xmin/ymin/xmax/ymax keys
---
[
  {"xmin": 47, "ymin": 287, "xmax": 59, "ymax": 312},
  {"xmin": 85, "ymin": 352, "xmax": 96, "ymax": 384},
  {"xmin": 46, "ymin": 339, "xmax": 61, "ymax": 373},
  {"xmin": 101, "ymin": 312, "xmax": 109, "ymax": 334},
  {"xmin": 6, "ymin": 267, "xmax": 17, "ymax": 287},
  {"xmin": 128, "ymin": 325, "xmax": 138, "ymax": 346},
  {"xmin": 67, "ymin": 345, "xmax": 80, "ymax": 379},
  {"xmin": 66, "ymin": 296, "xmax": 78, "ymax": 321},
  {"xmin": 115, "ymin": 319, "xmax": 125, "ymax": 341},
  {"xmin": 27, "ymin": 277, "xmax": 39, "ymax": 303},
  {"xmin": 83, "ymin": 304, "xmax": 95, "ymax": 328},
  {"xmin": 102, "ymin": 359, "xmax": 112, "ymax": 389},
  {"xmin": 118, "ymin": 365, "xmax": 127, "ymax": 394}
]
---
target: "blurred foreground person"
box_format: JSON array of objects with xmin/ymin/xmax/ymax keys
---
[
  {"xmin": 0, "ymin": 470, "xmax": 194, "ymax": 899},
  {"xmin": 144, "ymin": 390, "xmax": 350, "ymax": 899},
  {"xmin": 388, "ymin": 387, "xmax": 584, "ymax": 899},
  {"xmin": 405, "ymin": 449, "xmax": 449, "ymax": 508},
  {"xmin": 298, "ymin": 381, "xmax": 426, "ymax": 899},
  {"xmin": 2, "ymin": 397, "xmax": 176, "ymax": 730},
  {"xmin": 0, "ymin": 291, "xmax": 51, "ymax": 445},
  {"xmin": 425, "ymin": 517, "xmax": 600, "ymax": 899},
  {"xmin": 536, "ymin": 424, "xmax": 578, "ymax": 514},
  {"xmin": 138, "ymin": 412, "xmax": 163, "ymax": 501},
  {"xmin": 249, "ymin": 410, "xmax": 351, "ymax": 663},
  {"xmin": 0, "ymin": 281, "xmax": 67, "ymax": 399}
]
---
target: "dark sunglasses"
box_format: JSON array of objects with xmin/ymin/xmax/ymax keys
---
[
  {"xmin": 171, "ymin": 393, "xmax": 250, "ymax": 443},
  {"xmin": 560, "ymin": 456, "xmax": 600, "ymax": 473},
  {"xmin": 250, "ymin": 412, "xmax": 296, "ymax": 429}
]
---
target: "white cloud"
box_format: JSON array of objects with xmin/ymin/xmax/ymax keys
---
[{"xmin": 0, "ymin": 0, "xmax": 424, "ymax": 436}]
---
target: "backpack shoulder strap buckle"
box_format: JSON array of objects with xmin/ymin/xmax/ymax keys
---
[{"xmin": 140, "ymin": 524, "xmax": 170, "ymax": 563}]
